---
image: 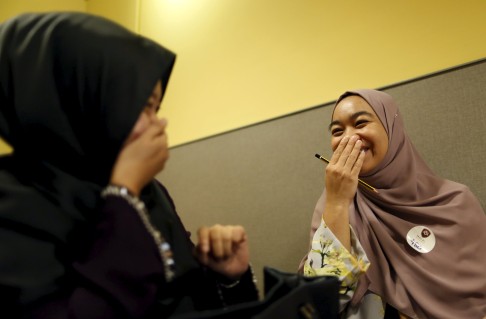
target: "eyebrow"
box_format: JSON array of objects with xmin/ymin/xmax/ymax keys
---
[{"xmin": 328, "ymin": 111, "xmax": 374, "ymax": 131}]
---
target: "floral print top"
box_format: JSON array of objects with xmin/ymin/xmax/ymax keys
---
[{"xmin": 304, "ymin": 219, "xmax": 393, "ymax": 318}]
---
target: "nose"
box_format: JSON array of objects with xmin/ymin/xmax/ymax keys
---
[{"xmin": 343, "ymin": 127, "xmax": 361, "ymax": 140}]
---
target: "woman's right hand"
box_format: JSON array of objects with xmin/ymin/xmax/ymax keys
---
[
  {"xmin": 325, "ymin": 135, "xmax": 365, "ymax": 206},
  {"xmin": 323, "ymin": 135, "xmax": 365, "ymax": 251},
  {"xmin": 110, "ymin": 118, "xmax": 169, "ymax": 196}
]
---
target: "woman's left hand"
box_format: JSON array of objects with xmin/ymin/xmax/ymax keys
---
[{"xmin": 196, "ymin": 225, "xmax": 249, "ymax": 280}]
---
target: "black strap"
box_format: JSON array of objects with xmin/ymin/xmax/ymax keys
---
[{"xmin": 384, "ymin": 303, "xmax": 400, "ymax": 319}]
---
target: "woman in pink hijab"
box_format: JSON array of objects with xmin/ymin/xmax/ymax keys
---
[{"xmin": 299, "ymin": 89, "xmax": 486, "ymax": 319}]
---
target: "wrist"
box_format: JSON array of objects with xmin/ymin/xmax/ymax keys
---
[
  {"xmin": 216, "ymin": 263, "xmax": 254, "ymax": 287},
  {"xmin": 109, "ymin": 178, "xmax": 141, "ymax": 197},
  {"xmin": 101, "ymin": 184, "xmax": 140, "ymax": 202},
  {"xmin": 324, "ymin": 201, "xmax": 350, "ymax": 213},
  {"xmin": 219, "ymin": 265, "xmax": 249, "ymax": 283}
]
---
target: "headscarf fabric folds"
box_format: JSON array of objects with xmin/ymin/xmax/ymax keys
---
[
  {"xmin": 0, "ymin": 12, "xmax": 174, "ymax": 182},
  {"xmin": 0, "ymin": 12, "xmax": 197, "ymax": 308},
  {"xmin": 331, "ymin": 89, "xmax": 486, "ymax": 318}
]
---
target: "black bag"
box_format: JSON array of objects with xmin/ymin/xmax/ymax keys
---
[
  {"xmin": 175, "ymin": 267, "xmax": 340, "ymax": 319},
  {"xmin": 254, "ymin": 267, "xmax": 339, "ymax": 319}
]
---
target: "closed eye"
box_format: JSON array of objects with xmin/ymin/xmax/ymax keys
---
[
  {"xmin": 355, "ymin": 120, "xmax": 369, "ymax": 128},
  {"xmin": 331, "ymin": 127, "xmax": 343, "ymax": 136}
]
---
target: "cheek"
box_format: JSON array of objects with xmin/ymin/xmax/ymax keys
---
[
  {"xmin": 378, "ymin": 139, "xmax": 389, "ymax": 158},
  {"xmin": 330, "ymin": 137, "xmax": 340, "ymax": 151},
  {"xmin": 376, "ymin": 129, "xmax": 389, "ymax": 157}
]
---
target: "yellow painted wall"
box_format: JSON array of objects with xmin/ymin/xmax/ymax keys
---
[
  {"xmin": 0, "ymin": 0, "xmax": 86, "ymax": 23},
  {"xmin": 1, "ymin": 0, "xmax": 485, "ymax": 153},
  {"xmin": 85, "ymin": 0, "xmax": 139, "ymax": 32},
  {"xmin": 140, "ymin": 0, "xmax": 486, "ymax": 146}
]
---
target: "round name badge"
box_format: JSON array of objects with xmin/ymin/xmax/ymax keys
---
[{"xmin": 406, "ymin": 226, "xmax": 436, "ymax": 253}]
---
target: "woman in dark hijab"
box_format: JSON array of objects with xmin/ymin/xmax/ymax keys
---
[
  {"xmin": 299, "ymin": 89, "xmax": 486, "ymax": 319},
  {"xmin": 0, "ymin": 12, "xmax": 257, "ymax": 318}
]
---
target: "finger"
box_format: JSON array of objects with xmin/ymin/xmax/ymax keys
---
[
  {"xmin": 231, "ymin": 225, "xmax": 246, "ymax": 244},
  {"xmin": 221, "ymin": 227, "xmax": 233, "ymax": 257},
  {"xmin": 330, "ymin": 136, "xmax": 350, "ymax": 164},
  {"xmin": 159, "ymin": 117, "xmax": 168, "ymax": 128},
  {"xmin": 142, "ymin": 125, "xmax": 168, "ymax": 153},
  {"xmin": 137, "ymin": 123, "xmax": 164, "ymax": 143},
  {"xmin": 196, "ymin": 227, "xmax": 210, "ymax": 265},
  {"xmin": 152, "ymin": 129, "xmax": 168, "ymax": 148},
  {"xmin": 209, "ymin": 225, "xmax": 225, "ymax": 259},
  {"xmin": 341, "ymin": 135, "xmax": 360, "ymax": 166},
  {"xmin": 197, "ymin": 227, "xmax": 210, "ymax": 253},
  {"xmin": 336, "ymin": 135, "xmax": 358, "ymax": 167},
  {"xmin": 343, "ymin": 139, "xmax": 362, "ymax": 171},
  {"xmin": 196, "ymin": 227, "xmax": 209, "ymax": 265},
  {"xmin": 153, "ymin": 118, "xmax": 168, "ymax": 136},
  {"xmin": 351, "ymin": 148, "xmax": 366, "ymax": 176}
]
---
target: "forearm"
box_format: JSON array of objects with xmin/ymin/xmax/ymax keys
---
[{"xmin": 323, "ymin": 202, "xmax": 351, "ymax": 252}]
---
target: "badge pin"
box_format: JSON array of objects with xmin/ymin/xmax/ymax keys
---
[{"xmin": 406, "ymin": 226, "xmax": 436, "ymax": 253}]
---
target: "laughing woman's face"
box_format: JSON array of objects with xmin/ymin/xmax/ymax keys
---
[{"xmin": 329, "ymin": 95, "xmax": 389, "ymax": 174}]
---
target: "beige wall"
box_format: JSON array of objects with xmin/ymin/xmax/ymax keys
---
[
  {"xmin": 157, "ymin": 60, "xmax": 486, "ymax": 289},
  {"xmin": 1, "ymin": 0, "xmax": 486, "ymax": 151}
]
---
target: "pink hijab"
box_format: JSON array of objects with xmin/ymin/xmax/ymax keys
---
[{"xmin": 303, "ymin": 89, "xmax": 486, "ymax": 319}]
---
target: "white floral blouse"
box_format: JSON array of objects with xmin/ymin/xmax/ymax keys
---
[{"xmin": 304, "ymin": 219, "xmax": 394, "ymax": 319}]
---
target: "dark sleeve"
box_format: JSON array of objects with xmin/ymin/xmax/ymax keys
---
[
  {"xmin": 216, "ymin": 266, "xmax": 260, "ymax": 306},
  {"xmin": 155, "ymin": 181, "xmax": 193, "ymax": 239},
  {"xmin": 68, "ymin": 196, "xmax": 165, "ymax": 319},
  {"xmin": 183, "ymin": 265, "xmax": 259, "ymax": 315}
]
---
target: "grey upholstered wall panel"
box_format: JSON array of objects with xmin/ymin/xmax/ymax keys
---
[{"xmin": 157, "ymin": 60, "xmax": 486, "ymax": 289}]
